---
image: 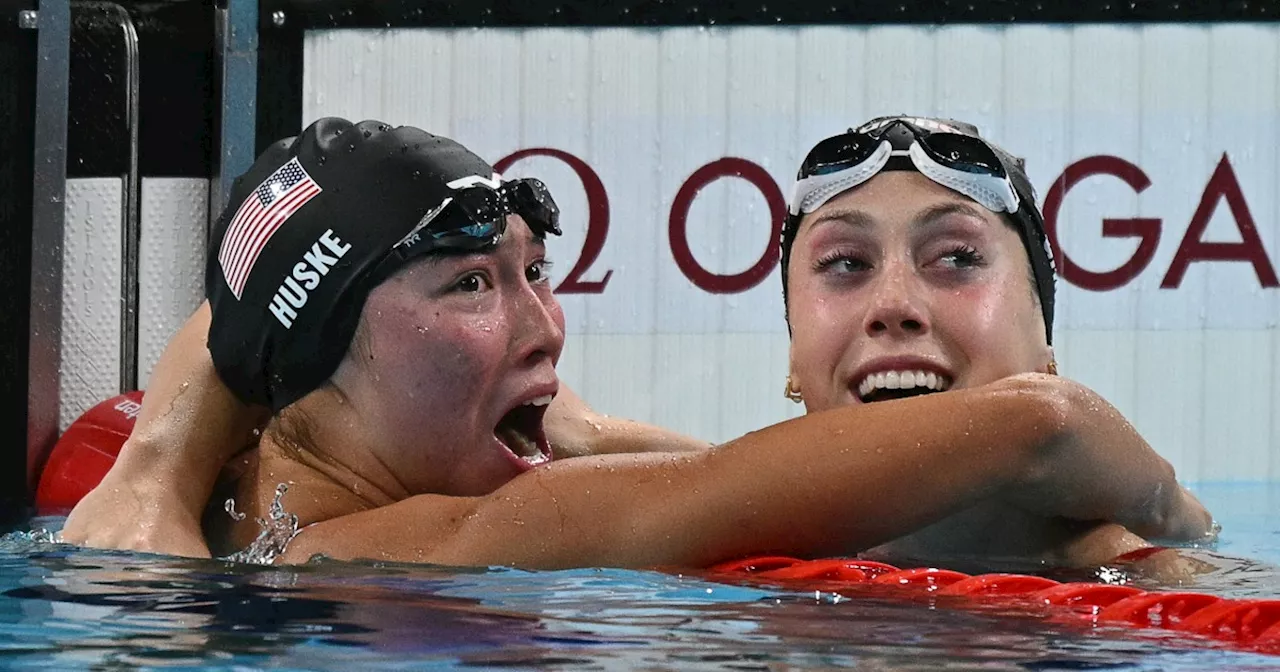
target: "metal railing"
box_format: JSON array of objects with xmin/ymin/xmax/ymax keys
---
[
  {"xmin": 78, "ymin": 1, "xmax": 142, "ymax": 393},
  {"xmin": 26, "ymin": 0, "xmax": 72, "ymax": 493}
]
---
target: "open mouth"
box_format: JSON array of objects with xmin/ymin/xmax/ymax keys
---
[
  {"xmin": 494, "ymin": 395, "xmax": 553, "ymax": 468},
  {"xmin": 855, "ymin": 370, "xmax": 951, "ymax": 403}
]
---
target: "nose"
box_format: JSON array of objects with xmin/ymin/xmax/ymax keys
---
[
  {"xmin": 863, "ymin": 259, "xmax": 929, "ymax": 339},
  {"xmin": 510, "ymin": 281, "xmax": 565, "ymax": 369}
]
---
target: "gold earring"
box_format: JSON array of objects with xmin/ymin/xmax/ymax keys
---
[
  {"xmin": 784, "ymin": 375, "xmax": 803, "ymax": 403},
  {"xmin": 1046, "ymin": 359, "xmax": 1059, "ymax": 375}
]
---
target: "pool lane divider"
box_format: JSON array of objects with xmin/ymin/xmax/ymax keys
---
[{"xmin": 707, "ymin": 555, "xmax": 1280, "ymax": 656}]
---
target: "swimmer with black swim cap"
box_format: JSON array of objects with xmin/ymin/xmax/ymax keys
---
[
  {"xmin": 209, "ymin": 117, "xmax": 561, "ymax": 413},
  {"xmin": 778, "ymin": 116, "xmax": 1154, "ymax": 567},
  {"xmin": 204, "ymin": 118, "xmax": 570, "ymax": 553}
]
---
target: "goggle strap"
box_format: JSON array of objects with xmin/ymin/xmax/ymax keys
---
[{"xmin": 789, "ymin": 140, "xmax": 893, "ymax": 216}]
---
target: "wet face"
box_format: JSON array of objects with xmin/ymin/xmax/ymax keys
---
[
  {"xmin": 785, "ymin": 171, "xmax": 1052, "ymax": 413},
  {"xmin": 332, "ymin": 215, "xmax": 565, "ymax": 496}
]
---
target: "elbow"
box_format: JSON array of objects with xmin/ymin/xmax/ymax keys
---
[{"xmin": 992, "ymin": 373, "xmax": 1078, "ymax": 463}]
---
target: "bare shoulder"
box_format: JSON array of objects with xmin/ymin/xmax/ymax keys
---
[{"xmin": 545, "ymin": 386, "xmax": 709, "ymax": 458}]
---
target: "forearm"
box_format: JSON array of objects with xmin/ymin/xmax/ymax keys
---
[
  {"xmin": 468, "ymin": 375, "xmax": 1206, "ymax": 568},
  {"xmin": 115, "ymin": 302, "xmax": 267, "ymax": 515},
  {"xmin": 374, "ymin": 376, "xmax": 1061, "ymax": 568},
  {"xmin": 289, "ymin": 375, "xmax": 1207, "ymax": 570}
]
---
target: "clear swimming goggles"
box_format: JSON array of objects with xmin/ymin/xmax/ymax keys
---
[{"xmin": 789, "ymin": 119, "xmax": 1021, "ymax": 218}]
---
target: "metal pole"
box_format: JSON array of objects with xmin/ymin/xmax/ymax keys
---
[
  {"xmin": 27, "ymin": 0, "xmax": 71, "ymax": 491},
  {"xmin": 96, "ymin": 2, "xmax": 142, "ymax": 393},
  {"xmin": 211, "ymin": 0, "xmax": 259, "ymax": 226}
]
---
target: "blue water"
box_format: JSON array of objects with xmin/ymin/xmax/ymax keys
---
[{"xmin": 0, "ymin": 483, "xmax": 1277, "ymax": 670}]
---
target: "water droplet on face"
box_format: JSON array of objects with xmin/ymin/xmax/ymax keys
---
[
  {"xmin": 317, "ymin": 156, "xmax": 327, "ymax": 166},
  {"xmin": 362, "ymin": 129, "xmax": 372, "ymax": 139},
  {"xmin": 412, "ymin": 170, "xmax": 421, "ymax": 179}
]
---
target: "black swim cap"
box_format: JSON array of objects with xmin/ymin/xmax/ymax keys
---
[{"xmin": 206, "ymin": 118, "xmax": 502, "ymax": 411}]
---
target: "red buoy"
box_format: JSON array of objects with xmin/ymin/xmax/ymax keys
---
[{"xmin": 35, "ymin": 391, "xmax": 142, "ymax": 515}]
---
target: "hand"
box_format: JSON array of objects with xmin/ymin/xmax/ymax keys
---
[
  {"xmin": 1152, "ymin": 485, "xmax": 1216, "ymax": 544},
  {"xmin": 862, "ymin": 502, "xmax": 1112, "ymax": 570},
  {"xmin": 62, "ymin": 461, "xmax": 212, "ymax": 558}
]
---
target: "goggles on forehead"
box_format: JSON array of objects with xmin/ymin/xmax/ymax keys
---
[
  {"xmin": 374, "ymin": 177, "xmax": 561, "ymax": 278},
  {"xmin": 789, "ymin": 120, "xmax": 1021, "ymax": 219}
]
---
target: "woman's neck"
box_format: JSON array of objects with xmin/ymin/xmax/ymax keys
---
[{"xmin": 204, "ymin": 389, "xmax": 419, "ymax": 555}]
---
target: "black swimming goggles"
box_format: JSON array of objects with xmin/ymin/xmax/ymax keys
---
[
  {"xmin": 381, "ymin": 176, "xmax": 561, "ymax": 268},
  {"xmin": 788, "ymin": 118, "xmax": 1023, "ymax": 219}
]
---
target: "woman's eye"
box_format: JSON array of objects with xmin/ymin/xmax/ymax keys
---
[
  {"xmin": 815, "ymin": 253, "xmax": 871, "ymax": 274},
  {"xmin": 527, "ymin": 259, "xmax": 554, "ymax": 284},
  {"xmin": 936, "ymin": 245, "xmax": 985, "ymax": 269},
  {"xmin": 452, "ymin": 273, "xmax": 488, "ymax": 293}
]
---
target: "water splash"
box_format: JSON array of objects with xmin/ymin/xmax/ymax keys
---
[
  {"xmin": 29, "ymin": 529, "xmax": 61, "ymax": 544},
  {"xmin": 223, "ymin": 483, "xmax": 300, "ymax": 566},
  {"xmin": 0, "ymin": 528, "xmax": 61, "ymax": 547},
  {"xmin": 224, "ymin": 498, "xmax": 247, "ymax": 522}
]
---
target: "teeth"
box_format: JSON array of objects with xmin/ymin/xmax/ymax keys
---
[
  {"xmin": 523, "ymin": 395, "xmax": 553, "ymax": 407},
  {"xmin": 856, "ymin": 370, "xmax": 950, "ymax": 400}
]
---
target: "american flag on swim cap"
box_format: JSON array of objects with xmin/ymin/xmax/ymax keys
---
[{"xmin": 217, "ymin": 157, "xmax": 322, "ymax": 299}]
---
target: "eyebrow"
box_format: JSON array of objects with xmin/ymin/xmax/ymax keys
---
[
  {"xmin": 806, "ymin": 200, "xmax": 992, "ymax": 234},
  {"xmin": 807, "ymin": 207, "xmax": 877, "ymax": 231},
  {"xmin": 913, "ymin": 202, "xmax": 991, "ymax": 228}
]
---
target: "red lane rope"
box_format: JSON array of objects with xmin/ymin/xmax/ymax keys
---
[{"xmin": 708, "ymin": 555, "xmax": 1280, "ymax": 656}]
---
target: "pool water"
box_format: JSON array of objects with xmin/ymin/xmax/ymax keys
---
[{"xmin": 0, "ymin": 483, "xmax": 1277, "ymax": 670}]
